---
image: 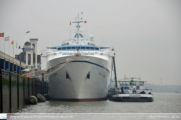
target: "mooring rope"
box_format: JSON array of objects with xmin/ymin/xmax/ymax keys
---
[{"xmin": 23, "ymin": 59, "xmax": 76, "ymax": 78}]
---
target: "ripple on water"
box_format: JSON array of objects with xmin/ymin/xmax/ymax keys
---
[{"xmin": 17, "ymin": 93, "xmax": 181, "ymax": 113}]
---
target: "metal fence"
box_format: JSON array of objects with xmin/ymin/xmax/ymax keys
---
[{"xmin": 0, "ymin": 69, "xmax": 48, "ymax": 113}]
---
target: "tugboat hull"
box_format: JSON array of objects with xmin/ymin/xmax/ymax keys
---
[{"xmin": 111, "ymin": 94, "xmax": 154, "ymax": 102}]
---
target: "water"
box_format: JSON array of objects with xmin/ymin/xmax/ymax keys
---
[
  {"xmin": 8, "ymin": 93, "xmax": 181, "ymax": 120},
  {"xmin": 16, "ymin": 93, "xmax": 181, "ymax": 113}
]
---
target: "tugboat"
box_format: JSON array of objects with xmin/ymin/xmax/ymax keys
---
[{"xmin": 108, "ymin": 77, "xmax": 154, "ymax": 102}]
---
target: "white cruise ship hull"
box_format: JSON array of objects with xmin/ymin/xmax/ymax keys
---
[{"xmin": 47, "ymin": 55, "xmax": 110, "ymax": 101}]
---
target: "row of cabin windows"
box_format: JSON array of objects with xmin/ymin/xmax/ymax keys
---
[{"xmin": 58, "ymin": 47, "xmax": 99, "ymax": 50}]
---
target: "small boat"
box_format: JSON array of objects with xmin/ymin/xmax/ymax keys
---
[{"xmin": 108, "ymin": 77, "xmax": 154, "ymax": 102}]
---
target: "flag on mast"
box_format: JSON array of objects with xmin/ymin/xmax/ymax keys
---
[
  {"xmin": 11, "ymin": 41, "xmax": 14, "ymax": 45},
  {"xmin": 19, "ymin": 46, "xmax": 21, "ymax": 49},
  {"xmin": 5, "ymin": 36, "xmax": 9, "ymax": 41},
  {"xmin": 70, "ymin": 21, "xmax": 71, "ymax": 25},
  {"xmin": 0, "ymin": 33, "xmax": 4, "ymax": 37}
]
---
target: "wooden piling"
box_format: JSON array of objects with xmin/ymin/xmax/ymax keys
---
[
  {"xmin": 32, "ymin": 79, "xmax": 33, "ymax": 96},
  {"xmin": 43, "ymin": 82, "xmax": 44, "ymax": 95},
  {"xmin": 0, "ymin": 69, "xmax": 3, "ymax": 113},
  {"xmin": 28, "ymin": 78, "xmax": 29, "ymax": 97},
  {"xmin": 9, "ymin": 71, "xmax": 11, "ymax": 113},
  {"xmin": 47, "ymin": 82, "xmax": 49, "ymax": 94},
  {"xmin": 23, "ymin": 77, "xmax": 25, "ymax": 105},
  {"xmin": 34, "ymin": 79, "xmax": 36, "ymax": 96},
  {"xmin": 41, "ymin": 81, "xmax": 42, "ymax": 95},
  {"xmin": 17, "ymin": 74, "xmax": 19, "ymax": 109},
  {"xmin": 45, "ymin": 82, "xmax": 46, "ymax": 94}
]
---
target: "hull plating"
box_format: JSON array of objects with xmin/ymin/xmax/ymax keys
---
[{"xmin": 48, "ymin": 55, "xmax": 110, "ymax": 101}]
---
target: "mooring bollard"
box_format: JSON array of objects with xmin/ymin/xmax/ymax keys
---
[
  {"xmin": 0, "ymin": 69, "xmax": 3, "ymax": 113},
  {"xmin": 9, "ymin": 71, "xmax": 11, "ymax": 113}
]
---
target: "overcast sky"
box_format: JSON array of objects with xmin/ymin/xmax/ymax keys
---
[{"xmin": 0, "ymin": 0, "xmax": 181, "ymax": 85}]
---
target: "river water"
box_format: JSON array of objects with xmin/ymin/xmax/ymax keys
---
[{"xmin": 8, "ymin": 93, "xmax": 181, "ymax": 120}]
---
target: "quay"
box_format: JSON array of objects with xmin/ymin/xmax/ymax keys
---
[{"xmin": 0, "ymin": 51, "xmax": 48, "ymax": 113}]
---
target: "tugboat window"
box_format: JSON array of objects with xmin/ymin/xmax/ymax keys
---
[
  {"xmin": 124, "ymin": 91, "xmax": 129, "ymax": 94},
  {"xmin": 58, "ymin": 48, "xmax": 61, "ymax": 50},
  {"xmin": 140, "ymin": 82, "xmax": 144, "ymax": 86},
  {"xmin": 86, "ymin": 47, "xmax": 90, "ymax": 49},
  {"xmin": 136, "ymin": 82, "xmax": 140, "ymax": 86},
  {"xmin": 91, "ymin": 47, "xmax": 94, "ymax": 50},
  {"xmin": 123, "ymin": 82, "xmax": 130, "ymax": 85},
  {"xmin": 119, "ymin": 82, "xmax": 123, "ymax": 86},
  {"xmin": 72, "ymin": 47, "xmax": 75, "ymax": 49},
  {"xmin": 131, "ymin": 82, "xmax": 136, "ymax": 86},
  {"xmin": 130, "ymin": 82, "xmax": 133, "ymax": 85}
]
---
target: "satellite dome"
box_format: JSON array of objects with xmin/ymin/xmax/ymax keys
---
[{"xmin": 24, "ymin": 41, "xmax": 31, "ymax": 46}]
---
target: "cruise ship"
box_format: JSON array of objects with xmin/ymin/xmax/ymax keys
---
[{"xmin": 42, "ymin": 15, "xmax": 116, "ymax": 101}]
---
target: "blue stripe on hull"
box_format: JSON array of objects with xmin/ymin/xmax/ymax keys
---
[{"xmin": 49, "ymin": 60, "xmax": 110, "ymax": 73}]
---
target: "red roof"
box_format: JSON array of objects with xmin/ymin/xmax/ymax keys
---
[{"xmin": 24, "ymin": 75, "xmax": 32, "ymax": 78}]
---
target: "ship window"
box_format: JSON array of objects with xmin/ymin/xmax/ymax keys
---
[
  {"xmin": 62, "ymin": 47, "xmax": 66, "ymax": 50},
  {"xmin": 67, "ymin": 47, "xmax": 71, "ymax": 50},
  {"xmin": 72, "ymin": 47, "xmax": 75, "ymax": 49},
  {"xmin": 95, "ymin": 47, "xmax": 99, "ymax": 50},
  {"xmin": 58, "ymin": 48, "xmax": 61, "ymax": 50},
  {"xmin": 86, "ymin": 47, "xmax": 90, "ymax": 50},
  {"xmin": 81, "ymin": 47, "xmax": 85, "ymax": 49},
  {"xmin": 91, "ymin": 47, "xmax": 94, "ymax": 50}
]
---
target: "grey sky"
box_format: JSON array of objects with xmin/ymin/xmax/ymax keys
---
[{"xmin": 0, "ymin": 0, "xmax": 181, "ymax": 85}]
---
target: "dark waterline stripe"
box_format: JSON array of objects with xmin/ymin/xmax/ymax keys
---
[{"xmin": 50, "ymin": 97, "xmax": 107, "ymax": 102}]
